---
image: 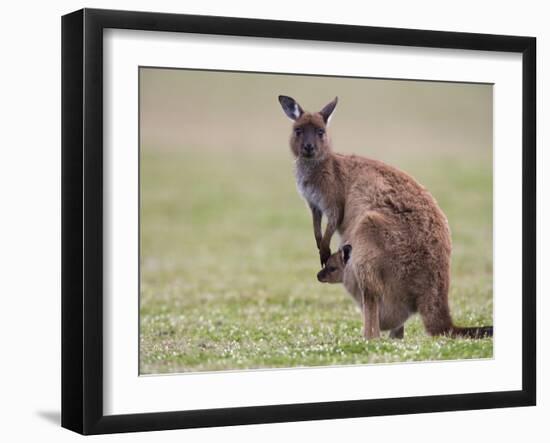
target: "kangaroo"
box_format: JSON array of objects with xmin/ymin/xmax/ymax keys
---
[
  {"xmin": 278, "ymin": 95, "xmax": 493, "ymax": 339},
  {"xmin": 318, "ymin": 245, "xmax": 493, "ymax": 339}
]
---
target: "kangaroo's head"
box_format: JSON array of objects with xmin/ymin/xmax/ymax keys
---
[
  {"xmin": 317, "ymin": 244, "xmax": 352, "ymax": 283},
  {"xmin": 278, "ymin": 95, "xmax": 338, "ymax": 161}
]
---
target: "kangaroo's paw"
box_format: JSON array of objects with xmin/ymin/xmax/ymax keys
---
[{"xmin": 320, "ymin": 247, "xmax": 331, "ymax": 266}]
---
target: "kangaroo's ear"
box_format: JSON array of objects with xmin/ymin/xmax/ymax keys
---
[
  {"xmin": 278, "ymin": 95, "xmax": 303, "ymax": 121},
  {"xmin": 342, "ymin": 244, "xmax": 352, "ymax": 264},
  {"xmin": 320, "ymin": 97, "xmax": 338, "ymax": 124}
]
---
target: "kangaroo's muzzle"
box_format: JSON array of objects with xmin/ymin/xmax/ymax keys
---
[{"xmin": 302, "ymin": 143, "xmax": 315, "ymax": 157}]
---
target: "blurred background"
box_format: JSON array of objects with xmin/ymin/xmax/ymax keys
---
[{"xmin": 140, "ymin": 68, "xmax": 493, "ymax": 374}]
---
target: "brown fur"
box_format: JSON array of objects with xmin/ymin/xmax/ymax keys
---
[{"xmin": 279, "ymin": 95, "xmax": 493, "ymax": 340}]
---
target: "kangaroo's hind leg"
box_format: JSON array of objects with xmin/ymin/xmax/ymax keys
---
[
  {"xmin": 349, "ymin": 210, "xmax": 393, "ymax": 340},
  {"xmin": 362, "ymin": 294, "xmax": 381, "ymax": 339},
  {"xmin": 352, "ymin": 265, "xmax": 381, "ymax": 339}
]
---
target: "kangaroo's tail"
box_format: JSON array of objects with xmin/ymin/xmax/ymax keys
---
[{"xmin": 450, "ymin": 325, "xmax": 493, "ymax": 339}]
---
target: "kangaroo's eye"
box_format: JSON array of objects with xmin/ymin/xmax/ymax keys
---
[
  {"xmin": 317, "ymin": 128, "xmax": 325, "ymax": 137},
  {"xmin": 326, "ymin": 266, "xmax": 336, "ymax": 272},
  {"xmin": 294, "ymin": 128, "xmax": 303, "ymax": 136}
]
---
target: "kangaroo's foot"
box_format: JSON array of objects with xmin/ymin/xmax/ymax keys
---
[
  {"xmin": 363, "ymin": 328, "xmax": 381, "ymax": 340},
  {"xmin": 389, "ymin": 325, "xmax": 404, "ymax": 339}
]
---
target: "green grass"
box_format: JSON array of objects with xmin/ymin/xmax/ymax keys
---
[{"xmin": 140, "ymin": 148, "xmax": 493, "ymax": 374}]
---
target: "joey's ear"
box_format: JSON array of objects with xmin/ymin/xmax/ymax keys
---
[
  {"xmin": 278, "ymin": 95, "xmax": 304, "ymax": 121},
  {"xmin": 342, "ymin": 244, "xmax": 352, "ymax": 264},
  {"xmin": 319, "ymin": 97, "xmax": 338, "ymax": 124}
]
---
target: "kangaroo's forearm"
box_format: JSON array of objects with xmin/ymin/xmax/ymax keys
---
[
  {"xmin": 309, "ymin": 205, "xmax": 323, "ymax": 249},
  {"xmin": 320, "ymin": 220, "xmax": 337, "ymax": 251},
  {"xmin": 320, "ymin": 208, "xmax": 341, "ymax": 250},
  {"xmin": 319, "ymin": 218, "xmax": 338, "ymax": 265}
]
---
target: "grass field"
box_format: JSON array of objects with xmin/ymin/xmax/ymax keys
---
[{"xmin": 140, "ymin": 147, "xmax": 493, "ymax": 374}]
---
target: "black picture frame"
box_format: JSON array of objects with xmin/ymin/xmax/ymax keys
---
[{"xmin": 61, "ymin": 8, "xmax": 536, "ymax": 435}]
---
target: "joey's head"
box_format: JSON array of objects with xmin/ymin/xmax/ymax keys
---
[
  {"xmin": 278, "ymin": 95, "xmax": 338, "ymax": 161},
  {"xmin": 317, "ymin": 244, "xmax": 352, "ymax": 284}
]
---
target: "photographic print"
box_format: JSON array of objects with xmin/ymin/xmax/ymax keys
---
[{"xmin": 139, "ymin": 68, "xmax": 494, "ymax": 375}]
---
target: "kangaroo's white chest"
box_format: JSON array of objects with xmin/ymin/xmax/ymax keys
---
[{"xmin": 295, "ymin": 168, "xmax": 326, "ymax": 213}]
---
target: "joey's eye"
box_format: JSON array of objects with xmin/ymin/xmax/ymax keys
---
[
  {"xmin": 317, "ymin": 128, "xmax": 325, "ymax": 137},
  {"xmin": 326, "ymin": 266, "xmax": 336, "ymax": 272},
  {"xmin": 294, "ymin": 128, "xmax": 303, "ymax": 136}
]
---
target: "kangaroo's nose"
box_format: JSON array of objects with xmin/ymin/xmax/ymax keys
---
[{"xmin": 304, "ymin": 143, "xmax": 314, "ymax": 153}]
